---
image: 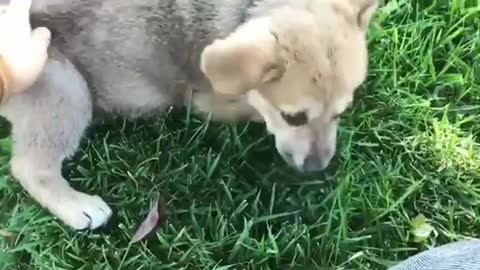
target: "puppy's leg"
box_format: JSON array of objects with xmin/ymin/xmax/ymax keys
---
[
  {"xmin": 190, "ymin": 91, "xmax": 263, "ymax": 123},
  {"xmin": 0, "ymin": 50, "xmax": 112, "ymax": 230}
]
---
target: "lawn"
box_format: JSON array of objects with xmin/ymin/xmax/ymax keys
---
[{"xmin": 1, "ymin": 1, "xmax": 479, "ymax": 269}]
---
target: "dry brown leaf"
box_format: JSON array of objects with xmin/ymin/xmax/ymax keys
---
[{"xmin": 130, "ymin": 193, "xmax": 167, "ymax": 244}]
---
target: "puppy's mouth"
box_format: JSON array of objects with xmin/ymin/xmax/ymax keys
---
[
  {"xmin": 279, "ymin": 152, "xmax": 309, "ymax": 173},
  {"xmin": 279, "ymin": 151, "xmax": 332, "ymax": 173}
]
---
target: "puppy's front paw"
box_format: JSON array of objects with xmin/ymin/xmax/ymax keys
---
[{"xmin": 50, "ymin": 192, "xmax": 113, "ymax": 230}]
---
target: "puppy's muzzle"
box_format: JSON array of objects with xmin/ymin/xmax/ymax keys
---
[{"xmin": 301, "ymin": 143, "xmax": 334, "ymax": 172}]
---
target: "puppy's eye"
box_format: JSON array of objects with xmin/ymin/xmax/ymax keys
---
[{"xmin": 281, "ymin": 111, "xmax": 308, "ymax": 126}]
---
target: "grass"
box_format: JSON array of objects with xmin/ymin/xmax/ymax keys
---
[{"xmin": 1, "ymin": 1, "xmax": 479, "ymax": 269}]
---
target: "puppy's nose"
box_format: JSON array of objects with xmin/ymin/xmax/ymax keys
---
[
  {"xmin": 302, "ymin": 153, "xmax": 325, "ymax": 172},
  {"xmin": 302, "ymin": 148, "xmax": 333, "ymax": 172}
]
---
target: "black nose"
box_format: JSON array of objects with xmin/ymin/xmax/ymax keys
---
[
  {"xmin": 302, "ymin": 153, "xmax": 324, "ymax": 172},
  {"xmin": 302, "ymin": 146, "xmax": 335, "ymax": 172}
]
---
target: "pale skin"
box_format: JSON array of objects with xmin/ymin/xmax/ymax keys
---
[{"xmin": 0, "ymin": 0, "xmax": 51, "ymax": 104}]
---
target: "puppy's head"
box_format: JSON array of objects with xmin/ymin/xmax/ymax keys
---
[{"xmin": 201, "ymin": 0, "xmax": 377, "ymax": 172}]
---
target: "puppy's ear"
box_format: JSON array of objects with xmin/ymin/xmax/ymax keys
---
[
  {"xmin": 200, "ymin": 39, "xmax": 284, "ymax": 95},
  {"xmin": 357, "ymin": 0, "xmax": 378, "ymax": 30}
]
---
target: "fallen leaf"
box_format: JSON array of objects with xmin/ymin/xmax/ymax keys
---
[
  {"xmin": 130, "ymin": 193, "xmax": 167, "ymax": 244},
  {"xmin": 410, "ymin": 214, "xmax": 434, "ymax": 243}
]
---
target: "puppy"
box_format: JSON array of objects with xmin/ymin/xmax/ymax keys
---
[{"xmin": 0, "ymin": 0, "xmax": 377, "ymax": 230}]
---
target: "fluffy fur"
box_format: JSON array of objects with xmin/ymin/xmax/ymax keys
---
[{"xmin": 0, "ymin": 0, "xmax": 377, "ymax": 230}]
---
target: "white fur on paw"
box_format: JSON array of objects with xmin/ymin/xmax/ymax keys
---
[{"xmin": 51, "ymin": 192, "xmax": 113, "ymax": 230}]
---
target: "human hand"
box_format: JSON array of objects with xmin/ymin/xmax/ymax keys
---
[{"xmin": 0, "ymin": 0, "xmax": 51, "ymax": 102}]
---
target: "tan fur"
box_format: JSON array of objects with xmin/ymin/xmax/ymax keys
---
[
  {"xmin": 200, "ymin": 0, "xmax": 377, "ymax": 171},
  {"xmin": 189, "ymin": 91, "xmax": 263, "ymax": 122},
  {"xmin": 0, "ymin": 56, "xmax": 13, "ymax": 104}
]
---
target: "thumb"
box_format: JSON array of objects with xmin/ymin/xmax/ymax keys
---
[
  {"xmin": 29, "ymin": 26, "xmax": 51, "ymax": 72},
  {"xmin": 11, "ymin": 27, "xmax": 51, "ymax": 93},
  {"xmin": 31, "ymin": 27, "xmax": 52, "ymax": 51}
]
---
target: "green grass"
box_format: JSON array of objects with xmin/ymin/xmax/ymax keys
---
[{"xmin": 1, "ymin": 1, "xmax": 480, "ymax": 269}]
